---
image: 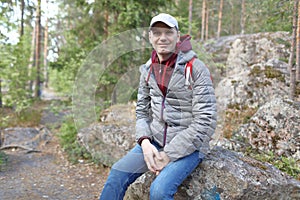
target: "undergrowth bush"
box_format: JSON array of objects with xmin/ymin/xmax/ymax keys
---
[
  {"xmin": 58, "ymin": 117, "xmax": 92, "ymax": 164},
  {"xmin": 245, "ymin": 148, "xmax": 300, "ymax": 180},
  {"xmin": 0, "ymin": 101, "xmax": 43, "ymax": 128}
]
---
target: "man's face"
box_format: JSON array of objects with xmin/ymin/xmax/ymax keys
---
[{"xmin": 149, "ymin": 22, "xmax": 180, "ymax": 59}]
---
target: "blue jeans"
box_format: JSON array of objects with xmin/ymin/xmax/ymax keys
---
[{"xmin": 99, "ymin": 142, "xmax": 203, "ymax": 200}]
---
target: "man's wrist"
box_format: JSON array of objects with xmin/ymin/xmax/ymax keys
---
[{"xmin": 138, "ymin": 136, "xmax": 151, "ymax": 146}]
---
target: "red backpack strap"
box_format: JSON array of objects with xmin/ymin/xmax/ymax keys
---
[
  {"xmin": 185, "ymin": 57, "xmax": 213, "ymax": 85},
  {"xmin": 184, "ymin": 57, "xmax": 196, "ymax": 88}
]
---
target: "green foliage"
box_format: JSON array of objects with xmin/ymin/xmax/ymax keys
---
[
  {"xmin": 0, "ymin": 32, "xmax": 33, "ymax": 111},
  {"xmin": 0, "ymin": 151, "xmax": 8, "ymax": 172},
  {"xmin": 247, "ymin": 150, "xmax": 300, "ymax": 180},
  {"xmin": 58, "ymin": 117, "xmax": 92, "ymax": 164},
  {"xmin": 246, "ymin": 0, "xmax": 293, "ymax": 33},
  {"xmin": 0, "ymin": 101, "xmax": 43, "ymax": 128}
]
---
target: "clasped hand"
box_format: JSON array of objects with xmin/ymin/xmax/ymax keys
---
[{"xmin": 141, "ymin": 139, "xmax": 170, "ymax": 175}]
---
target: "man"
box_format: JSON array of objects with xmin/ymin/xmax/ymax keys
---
[{"xmin": 99, "ymin": 13, "xmax": 217, "ymax": 200}]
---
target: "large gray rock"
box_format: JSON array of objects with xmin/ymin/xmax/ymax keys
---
[
  {"xmin": 77, "ymin": 104, "xmax": 300, "ymax": 200},
  {"xmin": 1, "ymin": 127, "xmax": 52, "ymax": 152},
  {"xmin": 225, "ymin": 32, "xmax": 290, "ymax": 76},
  {"xmin": 231, "ymin": 97, "xmax": 300, "ymax": 160},
  {"xmin": 214, "ymin": 32, "xmax": 291, "ymax": 114},
  {"xmin": 125, "ymin": 146, "xmax": 300, "ymax": 200},
  {"xmin": 77, "ymin": 104, "xmax": 136, "ymax": 167},
  {"xmin": 215, "ymin": 62, "xmax": 290, "ymax": 114}
]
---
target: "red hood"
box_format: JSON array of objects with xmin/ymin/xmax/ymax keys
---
[{"xmin": 177, "ymin": 34, "xmax": 192, "ymax": 52}]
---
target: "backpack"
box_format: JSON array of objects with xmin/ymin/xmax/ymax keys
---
[{"xmin": 184, "ymin": 57, "xmax": 213, "ymax": 89}]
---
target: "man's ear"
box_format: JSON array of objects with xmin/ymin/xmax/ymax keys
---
[
  {"xmin": 148, "ymin": 32, "xmax": 152, "ymax": 44},
  {"xmin": 177, "ymin": 31, "xmax": 180, "ymax": 42}
]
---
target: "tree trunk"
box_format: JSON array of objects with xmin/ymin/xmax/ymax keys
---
[
  {"xmin": 291, "ymin": 68, "xmax": 296, "ymax": 100},
  {"xmin": 205, "ymin": 2, "xmax": 209, "ymax": 41},
  {"xmin": 240, "ymin": 0, "xmax": 246, "ymax": 35},
  {"xmin": 104, "ymin": 10, "xmax": 109, "ymax": 39},
  {"xmin": 20, "ymin": 0, "xmax": 25, "ymax": 37},
  {"xmin": 289, "ymin": 0, "xmax": 298, "ymax": 71},
  {"xmin": 201, "ymin": 0, "xmax": 206, "ymax": 41},
  {"xmin": 188, "ymin": 0, "xmax": 193, "ymax": 35},
  {"xmin": 229, "ymin": 0, "xmax": 235, "ymax": 35},
  {"xmin": 296, "ymin": 0, "xmax": 300, "ymax": 81},
  {"xmin": 34, "ymin": 0, "xmax": 42, "ymax": 98},
  {"xmin": 28, "ymin": 24, "xmax": 36, "ymax": 94},
  {"xmin": 217, "ymin": 0, "xmax": 224, "ymax": 38},
  {"xmin": 0, "ymin": 80, "xmax": 2, "ymax": 108},
  {"xmin": 43, "ymin": 0, "xmax": 49, "ymax": 88},
  {"xmin": 289, "ymin": 0, "xmax": 299, "ymax": 100}
]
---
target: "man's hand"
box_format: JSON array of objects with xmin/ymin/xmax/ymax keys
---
[
  {"xmin": 141, "ymin": 139, "xmax": 162, "ymax": 173},
  {"xmin": 154, "ymin": 151, "xmax": 170, "ymax": 175}
]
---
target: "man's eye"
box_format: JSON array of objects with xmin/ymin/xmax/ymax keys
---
[
  {"xmin": 166, "ymin": 31, "xmax": 174, "ymax": 35},
  {"xmin": 152, "ymin": 31, "xmax": 161, "ymax": 36}
]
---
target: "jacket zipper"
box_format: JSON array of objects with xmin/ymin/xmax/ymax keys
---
[{"xmin": 161, "ymin": 96, "xmax": 167, "ymax": 147}]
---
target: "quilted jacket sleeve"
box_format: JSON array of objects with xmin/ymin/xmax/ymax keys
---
[{"xmin": 135, "ymin": 64, "xmax": 153, "ymax": 142}]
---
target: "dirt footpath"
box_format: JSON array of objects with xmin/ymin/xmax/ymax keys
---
[{"xmin": 0, "ymin": 135, "xmax": 109, "ymax": 200}]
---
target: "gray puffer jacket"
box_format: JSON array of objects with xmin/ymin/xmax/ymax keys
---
[{"xmin": 135, "ymin": 50, "xmax": 217, "ymax": 162}]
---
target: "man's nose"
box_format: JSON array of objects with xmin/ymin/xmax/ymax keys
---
[{"xmin": 159, "ymin": 33, "xmax": 167, "ymax": 40}]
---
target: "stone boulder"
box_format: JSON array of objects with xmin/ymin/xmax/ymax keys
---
[
  {"xmin": 225, "ymin": 32, "xmax": 290, "ymax": 76},
  {"xmin": 77, "ymin": 104, "xmax": 300, "ymax": 199},
  {"xmin": 0, "ymin": 126, "xmax": 52, "ymax": 152},
  {"xmin": 215, "ymin": 61, "xmax": 290, "ymax": 114},
  {"xmin": 214, "ymin": 32, "xmax": 292, "ymax": 115},
  {"xmin": 204, "ymin": 32, "xmax": 290, "ymax": 75},
  {"xmin": 230, "ymin": 97, "xmax": 300, "ymax": 160},
  {"xmin": 77, "ymin": 104, "xmax": 136, "ymax": 167},
  {"xmin": 125, "ymin": 146, "xmax": 300, "ymax": 200}
]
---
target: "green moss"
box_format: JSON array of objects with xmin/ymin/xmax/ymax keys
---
[
  {"xmin": 244, "ymin": 148, "xmax": 300, "ymax": 180},
  {"xmin": 275, "ymin": 37, "xmax": 291, "ymax": 49},
  {"xmin": 223, "ymin": 104, "xmax": 258, "ymax": 139},
  {"xmin": 271, "ymin": 134, "xmax": 281, "ymax": 147},
  {"xmin": 249, "ymin": 66, "xmax": 262, "ymax": 76},
  {"xmin": 264, "ymin": 66, "xmax": 285, "ymax": 82},
  {"xmin": 247, "ymin": 91, "xmax": 253, "ymax": 98},
  {"xmin": 231, "ymin": 80, "xmax": 237, "ymax": 84},
  {"xmin": 240, "ymin": 154, "xmax": 268, "ymax": 170},
  {"xmin": 0, "ymin": 151, "xmax": 8, "ymax": 171},
  {"xmin": 278, "ymin": 57, "xmax": 289, "ymax": 63}
]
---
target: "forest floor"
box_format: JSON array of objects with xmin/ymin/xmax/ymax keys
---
[
  {"xmin": 0, "ymin": 89, "xmax": 110, "ymax": 200},
  {"xmin": 0, "ymin": 136, "xmax": 109, "ymax": 200}
]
